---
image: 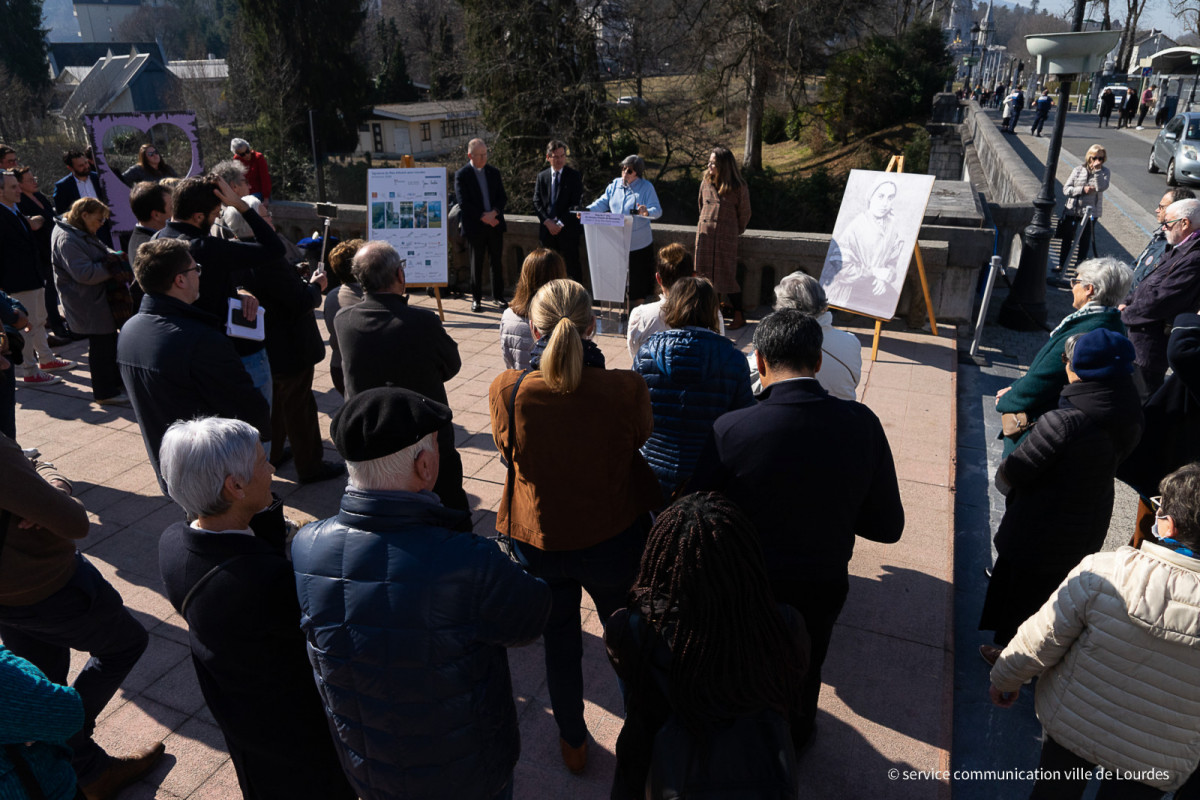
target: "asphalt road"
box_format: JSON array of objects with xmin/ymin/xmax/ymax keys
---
[{"xmin": 980, "ymin": 105, "xmax": 1168, "ymax": 260}]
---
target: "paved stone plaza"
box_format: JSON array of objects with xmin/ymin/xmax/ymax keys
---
[{"xmin": 15, "ymin": 294, "xmax": 957, "ymax": 799}]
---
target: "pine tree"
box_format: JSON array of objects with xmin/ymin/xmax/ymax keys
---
[
  {"xmin": 234, "ymin": 0, "xmax": 371, "ymax": 151},
  {"xmin": 0, "ymin": 0, "xmax": 51, "ymax": 100},
  {"xmin": 375, "ymin": 18, "xmax": 419, "ymax": 103}
]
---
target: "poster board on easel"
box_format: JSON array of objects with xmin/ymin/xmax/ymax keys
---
[
  {"xmin": 367, "ymin": 164, "xmax": 448, "ymax": 320},
  {"xmin": 818, "ymin": 158, "xmax": 939, "ymax": 361}
]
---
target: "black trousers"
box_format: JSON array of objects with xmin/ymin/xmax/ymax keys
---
[
  {"xmin": 269, "ymin": 366, "xmax": 325, "ymax": 480},
  {"xmin": 628, "ymin": 246, "xmax": 656, "ymax": 303},
  {"xmin": 1057, "ymin": 214, "xmax": 1093, "ymax": 270},
  {"xmin": 1029, "ymin": 735, "xmax": 1165, "ymax": 800},
  {"xmin": 435, "ymin": 423, "xmax": 469, "ymax": 515},
  {"xmin": 770, "ymin": 576, "xmax": 849, "ymax": 745},
  {"xmin": 468, "ymin": 227, "xmax": 505, "ymax": 302},
  {"xmin": 88, "ymin": 332, "xmax": 121, "ymax": 400},
  {"xmin": 543, "ymin": 232, "xmax": 583, "ymax": 285}
]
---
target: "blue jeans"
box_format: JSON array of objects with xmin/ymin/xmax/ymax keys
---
[
  {"xmin": 0, "ymin": 554, "xmax": 149, "ymax": 783},
  {"xmin": 512, "ymin": 514, "xmax": 650, "ymax": 747},
  {"xmin": 240, "ymin": 348, "xmax": 272, "ymax": 411}
]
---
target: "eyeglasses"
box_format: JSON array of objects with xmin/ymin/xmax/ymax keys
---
[
  {"xmin": 145, "ymin": 150, "xmax": 158, "ymax": 157},
  {"xmin": 622, "ymin": 167, "xmax": 637, "ymax": 174},
  {"xmin": 1163, "ymin": 218, "xmax": 1186, "ymax": 229},
  {"xmin": 1068, "ymin": 278, "xmax": 1092, "ymax": 288},
  {"xmin": 177, "ymin": 265, "xmax": 202, "ymax": 277},
  {"xmin": 1090, "ymin": 155, "xmax": 1106, "ymax": 162}
]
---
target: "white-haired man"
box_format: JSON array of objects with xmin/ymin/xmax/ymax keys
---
[
  {"xmin": 292, "ymin": 387, "xmax": 551, "ymax": 800},
  {"xmin": 335, "ymin": 240, "xmax": 467, "ymax": 511},
  {"xmin": 157, "ymin": 417, "xmax": 354, "ymax": 800},
  {"xmin": 1123, "ymin": 197, "xmax": 1200, "ymax": 396}
]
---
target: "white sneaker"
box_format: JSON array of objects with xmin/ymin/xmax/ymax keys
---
[
  {"xmin": 1136, "ymin": 126, "xmax": 1145, "ymax": 130},
  {"xmin": 96, "ymin": 392, "xmax": 130, "ymax": 406}
]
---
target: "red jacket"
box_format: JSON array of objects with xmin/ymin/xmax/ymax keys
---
[{"xmin": 236, "ymin": 150, "xmax": 272, "ymax": 200}]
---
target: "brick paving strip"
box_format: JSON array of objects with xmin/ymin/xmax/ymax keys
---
[{"xmin": 16, "ymin": 295, "xmax": 955, "ymax": 799}]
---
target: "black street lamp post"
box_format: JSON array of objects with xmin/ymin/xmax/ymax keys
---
[
  {"xmin": 997, "ymin": 0, "xmax": 1087, "ymax": 331},
  {"xmin": 967, "ymin": 22, "xmax": 981, "ymax": 90}
]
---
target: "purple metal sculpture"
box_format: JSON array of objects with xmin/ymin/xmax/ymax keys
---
[{"xmin": 84, "ymin": 112, "xmax": 205, "ymax": 234}]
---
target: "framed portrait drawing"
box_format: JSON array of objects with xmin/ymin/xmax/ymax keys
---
[{"xmin": 819, "ymin": 170, "xmax": 936, "ymax": 320}]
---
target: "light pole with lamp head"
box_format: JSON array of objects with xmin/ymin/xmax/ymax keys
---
[
  {"xmin": 967, "ymin": 21, "xmax": 981, "ymax": 90},
  {"xmin": 997, "ymin": 7, "xmax": 1120, "ymax": 330},
  {"xmin": 1189, "ymin": 53, "xmax": 1200, "ymax": 111}
]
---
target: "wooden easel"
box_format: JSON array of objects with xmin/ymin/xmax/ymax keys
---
[
  {"xmin": 829, "ymin": 155, "xmax": 938, "ymax": 361},
  {"xmin": 395, "ymin": 153, "xmax": 448, "ymax": 322}
]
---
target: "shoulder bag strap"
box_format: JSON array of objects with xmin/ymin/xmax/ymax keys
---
[
  {"xmin": 179, "ymin": 554, "xmax": 255, "ymax": 618},
  {"xmin": 500, "ymin": 370, "xmax": 532, "ymax": 551}
]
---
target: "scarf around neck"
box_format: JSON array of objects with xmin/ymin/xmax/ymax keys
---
[
  {"xmin": 1050, "ymin": 301, "xmax": 1117, "ymax": 338},
  {"xmin": 529, "ymin": 336, "xmax": 606, "ymax": 370}
]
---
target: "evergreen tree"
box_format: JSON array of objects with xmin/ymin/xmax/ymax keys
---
[
  {"xmin": 459, "ymin": 0, "xmax": 607, "ymax": 196},
  {"xmin": 375, "ymin": 18, "xmax": 419, "ymax": 103},
  {"xmin": 234, "ymin": 0, "xmax": 371, "ymax": 151},
  {"xmin": 429, "ymin": 14, "xmax": 462, "ymax": 100},
  {"xmin": 0, "ymin": 0, "xmax": 51, "ymax": 100}
]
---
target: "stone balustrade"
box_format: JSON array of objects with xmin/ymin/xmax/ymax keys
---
[{"xmin": 270, "ymin": 178, "xmax": 993, "ymax": 324}]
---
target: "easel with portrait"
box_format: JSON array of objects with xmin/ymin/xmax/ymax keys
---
[{"xmin": 819, "ymin": 156, "xmax": 939, "ymax": 361}]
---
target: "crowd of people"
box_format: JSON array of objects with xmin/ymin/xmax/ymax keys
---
[
  {"xmin": 0, "ymin": 131, "xmax": 905, "ymax": 800},
  {"xmin": 4, "ymin": 120, "xmax": 1200, "ymax": 800},
  {"xmin": 977, "ymin": 113, "xmax": 1200, "ymax": 794}
]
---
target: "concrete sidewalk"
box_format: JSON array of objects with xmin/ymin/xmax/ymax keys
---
[{"xmin": 14, "ymin": 294, "xmax": 957, "ymax": 799}]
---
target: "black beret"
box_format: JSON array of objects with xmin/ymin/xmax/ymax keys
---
[{"xmin": 331, "ymin": 387, "xmax": 452, "ymax": 462}]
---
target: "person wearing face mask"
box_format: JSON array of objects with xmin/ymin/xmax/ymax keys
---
[
  {"xmin": 1055, "ymin": 144, "xmax": 1110, "ymax": 273},
  {"xmin": 979, "ymin": 329, "xmax": 1143, "ymax": 663},
  {"xmin": 987, "ymin": 462, "xmax": 1200, "ymax": 800}
]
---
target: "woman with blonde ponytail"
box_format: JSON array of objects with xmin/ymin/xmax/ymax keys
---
[{"xmin": 489, "ymin": 278, "xmax": 662, "ymax": 774}]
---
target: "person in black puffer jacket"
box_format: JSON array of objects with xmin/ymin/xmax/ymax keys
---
[
  {"xmin": 980, "ymin": 329, "xmax": 1144, "ymax": 655},
  {"xmin": 293, "ymin": 387, "xmax": 552, "ymax": 800},
  {"xmin": 634, "ymin": 277, "xmax": 753, "ymax": 500}
]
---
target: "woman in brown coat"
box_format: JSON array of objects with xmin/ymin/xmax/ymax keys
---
[
  {"xmin": 695, "ymin": 146, "xmax": 752, "ymax": 329},
  {"xmin": 489, "ymin": 279, "xmax": 661, "ymax": 775}
]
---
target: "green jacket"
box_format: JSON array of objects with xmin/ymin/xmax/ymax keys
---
[{"xmin": 996, "ymin": 306, "xmax": 1125, "ymax": 456}]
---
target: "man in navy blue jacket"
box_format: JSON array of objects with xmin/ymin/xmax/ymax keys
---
[
  {"xmin": 53, "ymin": 149, "xmax": 112, "ymax": 246},
  {"xmin": 293, "ymin": 387, "xmax": 550, "ymax": 800},
  {"xmin": 692, "ymin": 310, "xmax": 904, "ymax": 748}
]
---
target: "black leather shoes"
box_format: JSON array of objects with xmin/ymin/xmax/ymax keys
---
[
  {"xmin": 298, "ymin": 460, "xmax": 345, "ymax": 485},
  {"xmin": 471, "ymin": 300, "xmax": 483, "ymax": 313}
]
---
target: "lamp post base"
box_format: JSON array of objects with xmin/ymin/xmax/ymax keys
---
[{"xmin": 998, "ymin": 219, "xmax": 1053, "ymax": 331}]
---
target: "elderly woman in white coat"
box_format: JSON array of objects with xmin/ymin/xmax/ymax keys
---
[
  {"xmin": 988, "ymin": 462, "xmax": 1200, "ymax": 800},
  {"xmin": 749, "ymin": 271, "xmax": 862, "ymax": 400}
]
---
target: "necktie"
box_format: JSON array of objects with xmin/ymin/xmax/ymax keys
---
[{"xmin": 551, "ymin": 171, "xmax": 559, "ymax": 207}]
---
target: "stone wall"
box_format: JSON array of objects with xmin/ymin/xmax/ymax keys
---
[
  {"xmin": 960, "ymin": 99, "xmax": 1039, "ymax": 266},
  {"xmin": 270, "ymin": 187, "xmax": 992, "ymax": 324}
]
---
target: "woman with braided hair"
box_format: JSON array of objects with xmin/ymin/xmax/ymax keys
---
[{"xmin": 604, "ymin": 492, "xmax": 810, "ymax": 799}]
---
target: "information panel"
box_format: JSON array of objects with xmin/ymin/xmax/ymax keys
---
[{"xmin": 367, "ymin": 168, "xmax": 448, "ymax": 286}]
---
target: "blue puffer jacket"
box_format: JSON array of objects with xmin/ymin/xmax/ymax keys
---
[
  {"xmin": 635, "ymin": 327, "xmax": 755, "ymax": 497},
  {"xmin": 292, "ymin": 489, "xmax": 552, "ymax": 800}
]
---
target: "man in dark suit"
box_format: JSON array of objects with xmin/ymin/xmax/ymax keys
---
[
  {"xmin": 334, "ymin": 241, "xmax": 469, "ymax": 514},
  {"xmin": 53, "ymin": 149, "xmax": 112, "ymax": 246},
  {"xmin": 1122, "ymin": 197, "xmax": 1200, "ymax": 397},
  {"xmin": 453, "ymin": 138, "xmax": 507, "ymax": 313},
  {"xmin": 0, "ymin": 171, "xmax": 68, "ymax": 384},
  {"xmin": 692, "ymin": 310, "xmax": 904, "ymax": 748},
  {"xmin": 533, "ymin": 140, "xmax": 584, "ymax": 283}
]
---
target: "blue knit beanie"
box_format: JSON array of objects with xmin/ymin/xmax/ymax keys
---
[{"xmin": 1071, "ymin": 329, "xmax": 1135, "ymax": 381}]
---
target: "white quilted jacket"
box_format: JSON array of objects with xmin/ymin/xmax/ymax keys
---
[{"xmin": 990, "ymin": 543, "xmax": 1200, "ymax": 791}]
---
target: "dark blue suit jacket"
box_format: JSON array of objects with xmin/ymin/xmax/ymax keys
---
[
  {"xmin": 691, "ymin": 378, "xmax": 904, "ymax": 584},
  {"xmin": 453, "ymin": 163, "xmax": 507, "ymax": 239},
  {"xmin": 0, "ymin": 206, "xmax": 43, "ymax": 293},
  {"xmin": 52, "ymin": 172, "xmax": 106, "ymax": 215},
  {"xmin": 53, "ymin": 172, "xmax": 112, "ymax": 247}
]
